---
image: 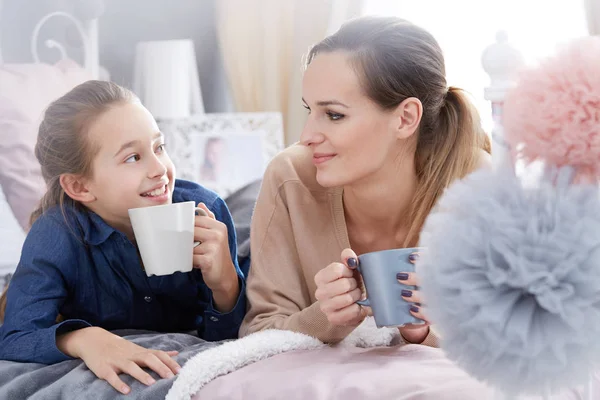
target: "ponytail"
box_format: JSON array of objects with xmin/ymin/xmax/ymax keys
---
[{"xmin": 404, "ymin": 87, "xmax": 491, "ymax": 246}]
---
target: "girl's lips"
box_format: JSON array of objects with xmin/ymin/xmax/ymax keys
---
[{"xmin": 141, "ymin": 185, "xmax": 170, "ymax": 204}]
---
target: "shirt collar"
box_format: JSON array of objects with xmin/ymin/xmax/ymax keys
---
[{"xmin": 72, "ymin": 206, "xmax": 120, "ymax": 246}]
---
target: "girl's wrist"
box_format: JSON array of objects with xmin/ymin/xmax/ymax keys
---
[
  {"xmin": 57, "ymin": 326, "xmax": 99, "ymax": 358},
  {"xmin": 210, "ymin": 262, "xmax": 240, "ymax": 313}
]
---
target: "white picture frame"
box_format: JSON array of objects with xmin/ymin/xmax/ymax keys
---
[
  {"xmin": 190, "ymin": 131, "xmax": 266, "ymax": 196},
  {"xmin": 158, "ymin": 112, "xmax": 285, "ymax": 196}
]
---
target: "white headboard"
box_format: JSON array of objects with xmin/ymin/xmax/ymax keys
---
[
  {"xmin": 0, "ymin": 7, "xmax": 99, "ymax": 79},
  {"xmin": 29, "ymin": 11, "xmax": 99, "ymax": 79}
]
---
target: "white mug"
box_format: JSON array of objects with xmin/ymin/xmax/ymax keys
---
[{"xmin": 128, "ymin": 201, "xmax": 206, "ymax": 277}]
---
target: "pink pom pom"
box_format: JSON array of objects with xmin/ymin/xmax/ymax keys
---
[{"xmin": 503, "ymin": 36, "xmax": 600, "ymax": 179}]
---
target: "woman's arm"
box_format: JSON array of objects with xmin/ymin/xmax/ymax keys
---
[{"xmin": 239, "ymin": 159, "xmax": 355, "ymax": 343}]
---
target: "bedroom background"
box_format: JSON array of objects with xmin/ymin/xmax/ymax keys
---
[{"xmin": 0, "ymin": 0, "xmax": 595, "ymax": 286}]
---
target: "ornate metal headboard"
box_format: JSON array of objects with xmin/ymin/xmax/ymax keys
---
[
  {"xmin": 30, "ymin": 11, "xmax": 99, "ymax": 79},
  {"xmin": 29, "ymin": 11, "xmax": 99, "ymax": 79}
]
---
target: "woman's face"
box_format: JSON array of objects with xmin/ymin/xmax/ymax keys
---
[{"xmin": 300, "ymin": 51, "xmax": 416, "ymax": 188}]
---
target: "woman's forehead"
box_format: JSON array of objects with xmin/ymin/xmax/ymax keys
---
[{"xmin": 303, "ymin": 52, "xmax": 365, "ymax": 105}]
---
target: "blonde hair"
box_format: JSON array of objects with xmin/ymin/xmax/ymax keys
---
[
  {"xmin": 306, "ymin": 16, "xmax": 490, "ymax": 246},
  {"xmin": 0, "ymin": 80, "xmax": 136, "ymax": 323}
]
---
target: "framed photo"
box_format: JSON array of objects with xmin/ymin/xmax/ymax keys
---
[
  {"xmin": 158, "ymin": 112, "xmax": 284, "ymax": 196},
  {"xmin": 191, "ymin": 131, "xmax": 266, "ymax": 195}
]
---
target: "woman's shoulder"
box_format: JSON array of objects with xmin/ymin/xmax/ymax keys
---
[{"xmin": 263, "ymin": 143, "xmax": 325, "ymax": 193}]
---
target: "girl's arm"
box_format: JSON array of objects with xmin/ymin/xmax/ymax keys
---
[
  {"xmin": 0, "ymin": 215, "xmax": 181, "ymax": 394},
  {"xmin": 195, "ymin": 196, "xmax": 247, "ymax": 341},
  {"xmin": 0, "ymin": 216, "xmax": 91, "ymax": 364}
]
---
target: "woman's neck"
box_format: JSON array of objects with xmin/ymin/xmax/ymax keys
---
[{"xmin": 343, "ymin": 157, "xmax": 417, "ymax": 253}]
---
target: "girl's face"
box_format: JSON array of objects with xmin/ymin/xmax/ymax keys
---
[{"xmin": 83, "ymin": 101, "xmax": 175, "ymax": 231}]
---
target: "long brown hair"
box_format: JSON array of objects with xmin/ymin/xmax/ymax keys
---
[
  {"xmin": 0, "ymin": 80, "xmax": 136, "ymax": 323},
  {"xmin": 306, "ymin": 16, "xmax": 491, "ymax": 246}
]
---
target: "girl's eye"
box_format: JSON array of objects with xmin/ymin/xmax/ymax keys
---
[
  {"xmin": 303, "ymin": 104, "xmax": 311, "ymax": 114},
  {"xmin": 327, "ymin": 111, "xmax": 344, "ymax": 121},
  {"xmin": 125, "ymin": 154, "xmax": 140, "ymax": 163},
  {"xmin": 156, "ymin": 144, "xmax": 166, "ymax": 154}
]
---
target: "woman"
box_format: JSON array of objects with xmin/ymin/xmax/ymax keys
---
[{"xmin": 240, "ymin": 16, "xmax": 491, "ymax": 345}]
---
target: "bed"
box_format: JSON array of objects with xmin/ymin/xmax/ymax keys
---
[{"xmin": 0, "ymin": 6, "xmax": 593, "ymax": 400}]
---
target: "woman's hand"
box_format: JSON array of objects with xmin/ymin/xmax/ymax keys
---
[
  {"xmin": 193, "ymin": 203, "xmax": 239, "ymax": 312},
  {"xmin": 57, "ymin": 327, "xmax": 180, "ymax": 395},
  {"xmin": 397, "ymin": 271, "xmax": 431, "ymax": 343},
  {"xmin": 314, "ymin": 248, "xmax": 370, "ymax": 326}
]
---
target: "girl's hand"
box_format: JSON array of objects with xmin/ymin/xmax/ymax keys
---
[
  {"xmin": 57, "ymin": 327, "xmax": 180, "ymax": 395},
  {"xmin": 193, "ymin": 203, "xmax": 239, "ymax": 312},
  {"xmin": 314, "ymin": 248, "xmax": 370, "ymax": 326},
  {"xmin": 397, "ymin": 271, "xmax": 431, "ymax": 343}
]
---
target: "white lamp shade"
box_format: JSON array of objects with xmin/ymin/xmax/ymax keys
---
[{"xmin": 133, "ymin": 39, "xmax": 204, "ymax": 119}]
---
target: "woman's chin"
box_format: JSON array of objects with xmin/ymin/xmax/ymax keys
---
[{"xmin": 315, "ymin": 171, "xmax": 345, "ymax": 188}]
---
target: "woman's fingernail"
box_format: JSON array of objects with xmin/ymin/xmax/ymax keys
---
[
  {"xmin": 396, "ymin": 273, "xmax": 409, "ymax": 281},
  {"xmin": 347, "ymin": 258, "xmax": 358, "ymax": 268},
  {"xmin": 122, "ymin": 386, "xmax": 130, "ymax": 394},
  {"xmin": 147, "ymin": 378, "xmax": 156, "ymax": 385},
  {"xmin": 410, "ymin": 305, "xmax": 419, "ymax": 313},
  {"xmin": 167, "ymin": 372, "xmax": 175, "ymax": 379},
  {"xmin": 175, "ymin": 367, "xmax": 181, "ymax": 374},
  {"xmin": 401, "ymin": 289, "xmax": 413, "ymax": 297},
  {"xmin": 408, "ymin": 252, "xmax": 420, "ymax": 263}
]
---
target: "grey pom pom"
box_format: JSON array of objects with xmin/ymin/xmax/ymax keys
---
[{"xmin": 419, "ymin": 166, "xmax": 600, "ymax": 396}]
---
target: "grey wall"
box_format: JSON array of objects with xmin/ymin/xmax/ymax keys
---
[{"xmin": 0, "ymin": 0, "xmax": 233, "ymax": 112}]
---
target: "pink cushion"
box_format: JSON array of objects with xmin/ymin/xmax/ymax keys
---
[{"xmin": 0, "ymin": 61, "xmax": 90, "ymax": 230}]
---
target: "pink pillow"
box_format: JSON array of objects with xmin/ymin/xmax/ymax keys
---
[{"xmin": 0, "ymin": 61, "xmax": 90, "ymax": 231}]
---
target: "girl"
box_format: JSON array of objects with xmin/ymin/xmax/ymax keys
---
[
  {"xmin": 240, "ymin": 16, "xmax": 491, "ymax": 345},
  {"xmin": 0, "ymin": 81, "xmax": 246, "ymax": 395}
]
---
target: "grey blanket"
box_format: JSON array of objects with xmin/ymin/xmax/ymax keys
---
[{"xmin": 0, "ymin": 330, "xmax": 221, "ymax": 400}]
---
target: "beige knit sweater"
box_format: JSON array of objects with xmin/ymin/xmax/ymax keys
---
[{"xmin": 239, "ymin": 144, "xmax": 438, "ymax": 347}]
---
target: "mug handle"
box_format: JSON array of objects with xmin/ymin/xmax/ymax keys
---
[
  {"xmin": 354, "ymin": 264, "xmax": 370, "ymax": 307},
  {"xmin": 357, "ymin": 298, "xmax": 370, "ymax": 307},
  {"xmin": 193, "ymin": 207, "xmax": 208, "ymax": 248}
]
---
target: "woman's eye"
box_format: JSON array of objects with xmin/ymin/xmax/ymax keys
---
[
  {"xmin": 156, "ymin": 144, "xmax": 166, "ymax": 154},
  {"xmin": 327, "ymin": 111, "xmax": 344, "ymax": 121},
  {"xmin": 303, "ymin": 104, "xmax": 311, "ymax": 114},
  {"xmin": 125, "ymin": 154, "xmax": 140, "ymax": 163}
]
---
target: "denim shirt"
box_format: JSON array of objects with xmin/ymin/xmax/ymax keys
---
[{"xmin": 0, "ymin": 179, "xmax": 246, "ymax": 364}]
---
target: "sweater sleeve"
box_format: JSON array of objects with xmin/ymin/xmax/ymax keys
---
[{"xmin": 239, "ymin": 156, "xmax": 355, "ymax": 343}]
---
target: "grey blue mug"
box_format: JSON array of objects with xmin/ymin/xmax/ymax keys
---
[{"xmin": 356, "ymin": 247, "xmax": 426, "ymax": 328}]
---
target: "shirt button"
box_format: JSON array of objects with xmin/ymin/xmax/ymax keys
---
[
  {"xmin": 209, "ymin": 316, "xmax": 219, "ymax": 322},
  {"xmin": 144, "ymin": 296, "xmax": 152, "ymax": 303}
]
